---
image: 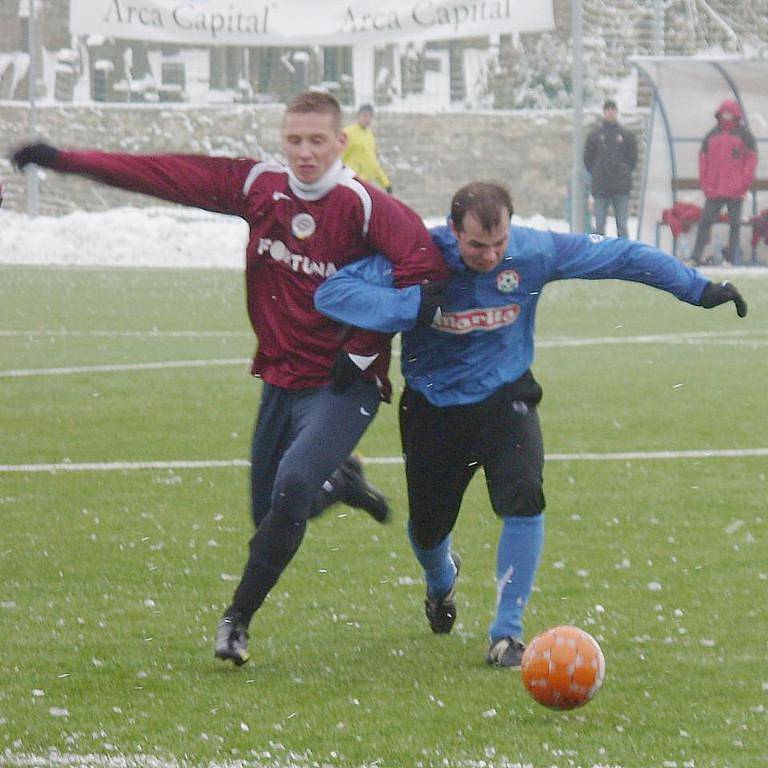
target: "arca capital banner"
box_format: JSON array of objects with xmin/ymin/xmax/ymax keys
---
[{"xmin": 70, "ymin": 0, "xmax": 554, "ymax": 46}]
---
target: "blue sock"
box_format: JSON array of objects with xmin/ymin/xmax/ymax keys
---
[
  {"xmin": 489, "ymin": 514, "xmax": 544, "ymax": 643},
  {"xmin": 407, "ymin": 520, "xmax": 455, "ymax": 600}
]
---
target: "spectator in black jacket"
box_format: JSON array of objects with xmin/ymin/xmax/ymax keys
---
[{"xmin": 583, "ymin": 99, "xmax": 638, "ymax": 238}]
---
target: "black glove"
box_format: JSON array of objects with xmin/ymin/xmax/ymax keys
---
[
  {"xmin": 331, "ymin": 350, "xmax": 369, "ymax": 393},
  {"xmin": 10, "ymin": 142, "xmax": 60, "ymax": 171},
  {"xmin": 700, "ymin": 281, "xmax": 747, "ymax": 318},
  {"xmin": 416, "ymin": 280, "xmax": 449, "ymax": 327}
]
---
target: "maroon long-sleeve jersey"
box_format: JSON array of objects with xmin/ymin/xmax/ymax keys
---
[{"xmin": 53, "ymin": 151, "xmax": 448, "ymax": 397}]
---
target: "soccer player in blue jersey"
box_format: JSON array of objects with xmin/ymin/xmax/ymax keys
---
[{"xmin": 315, "ymin": 181, "xmax": 747, "ymax": 669}]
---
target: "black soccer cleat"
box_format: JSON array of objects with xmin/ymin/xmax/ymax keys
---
[
  {"xmin": 214, "ymin": 615, "xmax": 250, "ymax": 666},
  {"xmin": 486, "ymin": 636, "xmax": 527, "ymax": 669},
  {"xmin": 425, "ymin": 552, "xmax": 461, "ymax": 634},
  {"xmin": 334, "ymin": 455, "xmax": 391, "ymax": 524}
]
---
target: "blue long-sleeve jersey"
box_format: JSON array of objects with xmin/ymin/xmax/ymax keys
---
[{"xmin": 315, "ymin": 225, "xmax": 710, "ymax": 406}]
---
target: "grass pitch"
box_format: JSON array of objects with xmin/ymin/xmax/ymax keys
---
[{"xmin": 1, "ymin": 265, "xmax": 767, "ymax": 768}]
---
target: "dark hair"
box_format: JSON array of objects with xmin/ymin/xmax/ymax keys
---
[
  {"xmin": 285, "ymin": 90, "xmax": 342, "ymax": 130},
  {"xmin": 358, "ymin": 103, "xmax": 374, "ymax": 114},
  {"xmin": 603, "ymin": 99, "xmax": 617, "ymax": 111},
  {"xmin": 450, "ymin": 182, "xmax": 513, "ymax": 232}
]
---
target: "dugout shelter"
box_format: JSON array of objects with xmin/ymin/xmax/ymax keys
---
[{"xmin": 630, "ymin": 56, "xmax": 768, "ymax": 263}]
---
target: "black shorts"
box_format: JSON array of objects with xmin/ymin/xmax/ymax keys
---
[{"xmin": 399, "ymin": 371, "xmax": 545, "ymax": 550}]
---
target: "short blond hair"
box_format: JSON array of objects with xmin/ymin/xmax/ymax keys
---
[{"xmin": 285, "ymin": 91, "xmax": 342, "ymax": 131}]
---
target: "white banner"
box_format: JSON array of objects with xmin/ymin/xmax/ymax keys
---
[{"xmin": 70, "ymin": 0, "xmax": 554, "ymax": 46}]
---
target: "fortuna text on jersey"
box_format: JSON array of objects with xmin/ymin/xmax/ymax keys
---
[{"xmin": 258, "ymin": 238, "xmax": 338, "ymax": 278}]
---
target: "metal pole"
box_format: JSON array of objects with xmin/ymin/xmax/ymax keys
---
[
  {"xmin": 570, "ymin": 0, "xmax": 584, "ymax": 232},
  {"xmin": 27, "ymin": 0, "xmax": 39, "ymax": 217},
  {"xmin": 653, "ymin": 0, "xmax": 665, "ymax": 55}
]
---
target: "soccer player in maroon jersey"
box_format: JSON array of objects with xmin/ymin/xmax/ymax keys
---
[{"xmin": 12, "ymin": 91, "xmax": 448, "ymax": 666}]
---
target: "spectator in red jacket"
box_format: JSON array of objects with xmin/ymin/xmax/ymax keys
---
[{"xmin": 690, "ymin": 99, "xmax": 757, "ymax": 265}]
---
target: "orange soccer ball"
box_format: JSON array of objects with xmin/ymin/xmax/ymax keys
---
[{"xmin": 521, "ymin": 625, "xmax": 606, "ymax": 710}]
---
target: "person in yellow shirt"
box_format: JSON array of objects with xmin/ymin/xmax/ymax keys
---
[{"xmin": 342, "ymin": 104, "xmax": 392, "ymax": 193}]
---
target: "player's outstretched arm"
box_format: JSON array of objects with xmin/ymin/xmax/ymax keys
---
[
  {"xmin": 699, "ymin": 281, "xmax": 748, "ymax": 317},
  {"xmin": 315, "ymin": 254, "xmax": 423, "ymax": 333},
  {"xmin": 11, "ymin": 142, "xmax": 254, "ymax": 217},
  {"xmin": 548, "ymin": 232, "xmax": 738, "ymax": 310}
]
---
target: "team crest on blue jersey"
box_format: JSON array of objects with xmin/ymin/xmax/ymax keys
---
[
  {"xmin": 496, "ymin": 269, "xmax": 519, "ymax": 293},
  {"xmin": 291, "ymin": 213, "xmax": 316, "ymax": 240}
]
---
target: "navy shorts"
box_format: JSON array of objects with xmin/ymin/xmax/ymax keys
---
[{"xmin": 250, "ymin": 379, "xmax": 381, "ymax": 525}]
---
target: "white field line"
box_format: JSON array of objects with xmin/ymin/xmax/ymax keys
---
[
  {"xmin": 2, "ymin": 328, "xmax": 766, "ymax": 342},
  {"xmin": 0, "ymin": 358, "xmax": 252, "ymax": 378},
  {"xmin": 538, "ymin": 336, "xmax": 768, "ymax": 348},
  {"xmin": 2, "ymin": 448, "xmax": 767, "ymax": 473},
  {"xmin": 3, "ymin": 328, "xmax": 767, "ymax": 339},
  {"xmin": 535, "ymin": 328, "xmax": 768, "ymax": 348},
  {"xmin": 2, "ymin": 329, "xmax": 767, "ymax": 379},
  {"xmin": 0, "ymin": 330, "xmax": 251, "ymax": 338}
]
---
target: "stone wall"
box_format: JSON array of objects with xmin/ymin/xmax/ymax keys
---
[{"xmin": 0, "ymin": 102, "xmax": 646, "ymax": 221}]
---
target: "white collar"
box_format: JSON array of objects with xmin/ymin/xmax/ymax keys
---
[{"xmin": 287, "ymin": 159, "xmax": 345, "ymax": 201}]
